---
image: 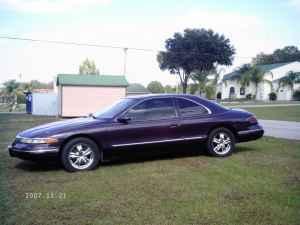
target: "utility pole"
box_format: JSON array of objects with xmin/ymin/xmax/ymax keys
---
[{"xmin": 123, "ymin": 48, "xmax": 128, "ymax": 76}]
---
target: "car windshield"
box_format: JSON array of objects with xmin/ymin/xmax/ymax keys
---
[{"xmin": 93, "ymin": 98, "xmax": 137, "ymax": 119}]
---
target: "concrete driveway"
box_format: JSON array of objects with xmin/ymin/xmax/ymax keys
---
[
  {"xmin": 259, "ymin": 119, "xmax": 300, "ymax": 140},
  {"xmin": 234, "ymin": 103, "xmax": 300, "ymax": 108}
]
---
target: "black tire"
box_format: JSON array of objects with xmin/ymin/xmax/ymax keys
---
[
  {"xmin": 206, "ymin": 127, "xmax": 235, "ymax": 157},
  {"xmin": 61, "ymin": 137, "xmax": 101, "ymax": 172}
]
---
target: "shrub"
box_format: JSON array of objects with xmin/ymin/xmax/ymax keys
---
[
  {"xmin": 205, "ymin": 85, "xmax": 215, "ymax": 99},
  {"xmin": 293, "ymin": 90, "xmax": 300, "ymax": 101},
  {"xmin": 246, "ymin": 93, "xmax": 252, "ymax": 100},
  {"xmin": 269, "ymin": 92, "xmax": 277, "ymax": 101}
]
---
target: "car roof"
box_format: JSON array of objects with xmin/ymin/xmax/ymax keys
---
[
  {"xmin": 125, "ymin": 93, "xmax": 203, "ymax": 100},
  {"xmin": 124, "ymin": 94, "xmax": 229, "ymax": 114}
]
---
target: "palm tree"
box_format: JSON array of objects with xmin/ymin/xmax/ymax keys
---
[
  {"xmin": 191, "ymin": 69, "xmax": 210, "ymax": 96},
  {"xmin": 191, "ymin": 67, "xmax": 225, "ymax": 98},
  {"xmin": 278, "ymin": 71, "xmax": 300, "ymax": 93},
  {"xmin": 249, "ymin": 66, "xmax": 265, "ymax": 98},
  {"xmin": 237, "ymin": 65, "xmax": 268, "ymax": 100},
  {"xmin": 212, "ymin": 67, "xmax": 225, "ymax": 85},
  {"xmin": 237, "ymin": 64, "xmax": 252, "ymax": 88}
]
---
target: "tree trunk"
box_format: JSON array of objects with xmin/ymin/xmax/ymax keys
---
[
  {"xmin": 255, "ymin": 83, "xmax": 258, "ymax": 100},
  {"xmin": 182, "ymin": 82, "xmax": 187, "ymax": 94}
]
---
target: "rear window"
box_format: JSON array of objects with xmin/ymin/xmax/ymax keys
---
[{"xmin": 176, "ymin": 98, "xmax": 208, "ymax": 117}]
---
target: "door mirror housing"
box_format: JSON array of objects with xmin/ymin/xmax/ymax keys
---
[{"xmin": 117, "ymin": 116, "xmax": 131, "ymax": 123}]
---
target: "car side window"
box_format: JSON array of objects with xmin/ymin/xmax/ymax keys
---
[
  {"xmin": 126, "ymin": 98, "xmax": 176, "ymax": 121},
  {"xmin": 176, "ymin": 98, "xmax": 208, "ymax": 117}
]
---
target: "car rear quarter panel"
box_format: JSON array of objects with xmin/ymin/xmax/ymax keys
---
[{"xmin": 214, "ymin": 109, "xmax": 254, "ymax": 135}]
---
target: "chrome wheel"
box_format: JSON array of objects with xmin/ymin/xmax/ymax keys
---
[
  {"xmin": 68, "ymin": 143, "xmax": 95, "ymax": 170},
  {"xmin": 211, "ymin": 132, "xmax": 232, "ymax": 155}
]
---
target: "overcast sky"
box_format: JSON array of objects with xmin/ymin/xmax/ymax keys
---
[{"xmin": 0, "ymin": 0, "xmax": 299, "ymax": 86}]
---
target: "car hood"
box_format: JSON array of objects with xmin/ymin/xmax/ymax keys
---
[{"xmin": 18, "ymin": 117, "xmax": 108, "ymax": 138}]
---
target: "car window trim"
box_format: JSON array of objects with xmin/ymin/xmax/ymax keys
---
[
  {"xmin": 115, "ymin": 97, "xmax": 178, "ymax": 122},
  {"xmin": 175, "ymin": 97, "xmax": 212, "ymax": 117}
]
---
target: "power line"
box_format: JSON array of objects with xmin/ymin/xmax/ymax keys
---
[
  {"xmin": 0, "ymin": 35, "xmax": 254, "ymax": 59},
  {"xmin": 0, "ymin": 35, "xmax": 156, "ymax": 52}
]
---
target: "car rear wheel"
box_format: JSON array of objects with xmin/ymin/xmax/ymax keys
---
[
  {"xmin": 207, "ymin": 128, "xmax": 235, "ymax": 157},
  {"xmin": 61, "ymin": 137, "xmax": 101, "ymax": 172}
]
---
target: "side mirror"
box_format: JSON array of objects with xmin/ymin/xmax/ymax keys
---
[{"xmin": 117, "ymin": 116, "xmax": 131, "ymax": 123}]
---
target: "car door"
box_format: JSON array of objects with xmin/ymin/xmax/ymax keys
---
[
  {"xmin": 175, "ymin": 97, "xmax": 212, "ymax": 140},
  {"xmin": 106, "ymin": 97, "xmax": 180, "ymax": 148}
]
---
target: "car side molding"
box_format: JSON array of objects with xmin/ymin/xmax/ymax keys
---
[{"xmin": 112, "ymin": 135, "xmax": 207, "ymax": 147}]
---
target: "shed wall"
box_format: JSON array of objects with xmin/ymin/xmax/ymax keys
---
[
  {"xmin": 61, "ymin": 86, "xmax": 126, "ymax": 117},
  {"xmin": 32, "ymin": 93, "xmax": 58, "ymax": 116}
]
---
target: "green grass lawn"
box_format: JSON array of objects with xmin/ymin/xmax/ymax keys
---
[
  {"xmin": 240, "ymin": 105, "xmax": 300, "ymax": 122},
  {"xmin": 1, "ymin": 114, "xmax": 300, "ymax": 225}
]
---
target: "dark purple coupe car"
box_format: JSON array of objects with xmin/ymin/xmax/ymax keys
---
[{"xmin": 9, "ymin": 94, "xmax": 264, "ymax": 172}]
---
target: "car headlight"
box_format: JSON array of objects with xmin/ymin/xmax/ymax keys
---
[{"xmin": 18, "ymin": 136, "xmax": 58, "ymax": 144}]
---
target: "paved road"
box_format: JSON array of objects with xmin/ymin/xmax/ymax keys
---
[
  {"xmin": 231, "ymin": 104, "xmax": 300, "ymax": 108},
  {"xmin": 259, "ymin": 119, "xmax": 300, "ymax": 140}
]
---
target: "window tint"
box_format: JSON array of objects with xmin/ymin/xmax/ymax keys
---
[
  {"xmin": 177, "ymin": 98, "xmax": 208, "ymax": 116},
  {"xmin": 93, "ymin": 98, "xmax": 137, "ymax": 118},
  {"xmin": 126, "ymin": 98, "xmax": 176, "ymax": 121}
]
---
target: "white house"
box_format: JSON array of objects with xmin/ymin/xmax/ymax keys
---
[{"xmin": 216, "ymin": 61, "xmax": 300, "ymax": 101}]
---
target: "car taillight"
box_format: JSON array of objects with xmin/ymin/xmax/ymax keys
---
[{"xmin": 247, "ymin": 116, "xmax": 257, "ymax": 124}]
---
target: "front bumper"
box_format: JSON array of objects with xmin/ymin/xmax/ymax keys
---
[
  {"xmin": 237, "ymin": 124, "xmax": 264, "ymax": 142},
  {"xmin": 8, "ymin": 145, "xmax": 59, "ymax": 160}
]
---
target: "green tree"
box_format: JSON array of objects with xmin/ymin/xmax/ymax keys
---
[
  {"xmin": 204, "ymin": 85, "xmax": 216, "ymax": 99},
  {"xmin": 79, "ymin": 58, "xmax": 100, "ymax": 75},
  {"xmin": 189, "ymin": 83, "xmax": 199, "ymax": 95},
  {"xmin": 21, "ymin": 80, "xmax": 52, "ymax": 92},
  {"xmin": 252, "ymin": 46, "xmax": 300, "ymax": 65},
  {"xmin": 250, "ymin": 66, "xmax": 265, "ymax": 98},
  {"xmin": 237, "ymin": 65, "xmax": 266, "ymax": 99},
  {"xmin": 3, "ymin": 79, "xmax": 19, "ymax": 94},
  {"xmin": 3, "ymin": 80, "xmax": 22, "ymax": 111},
  {"xmin": 164, "ymin": 85, "xmax": 176, "ymax": 93},
  {"xmin": 190, "ymin": 67, "xmax": 222, "ymax": 98},
  {"xmin": 191, "ymin": 70, "xmax": 210, "ymax": 95},
  {"xmin": 237, "ymin": 64, "xmax": 252, "ymax": 88},
  {"xmin": 278, "ymin": 71, "xmax": 300, "ymax": 93},
  {"xmin": 157, "ymin": 28, "xmax": 235, "ymax": 93},
  {"xmin": 212, "ymin": 67, "xmax": 224, "ymax": 86},
  {"xmin": 147, "ymin": 81, "xmax": 164, "ymax": 93}
]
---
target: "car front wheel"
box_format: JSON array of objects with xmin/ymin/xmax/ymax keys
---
[
  {"xmin": 207, "ymin": 128, "xmax": 235, "ymax": 157},
  {"xmin": 61, "ymin": 137, "xmax": 101, "ymax": 172}
]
